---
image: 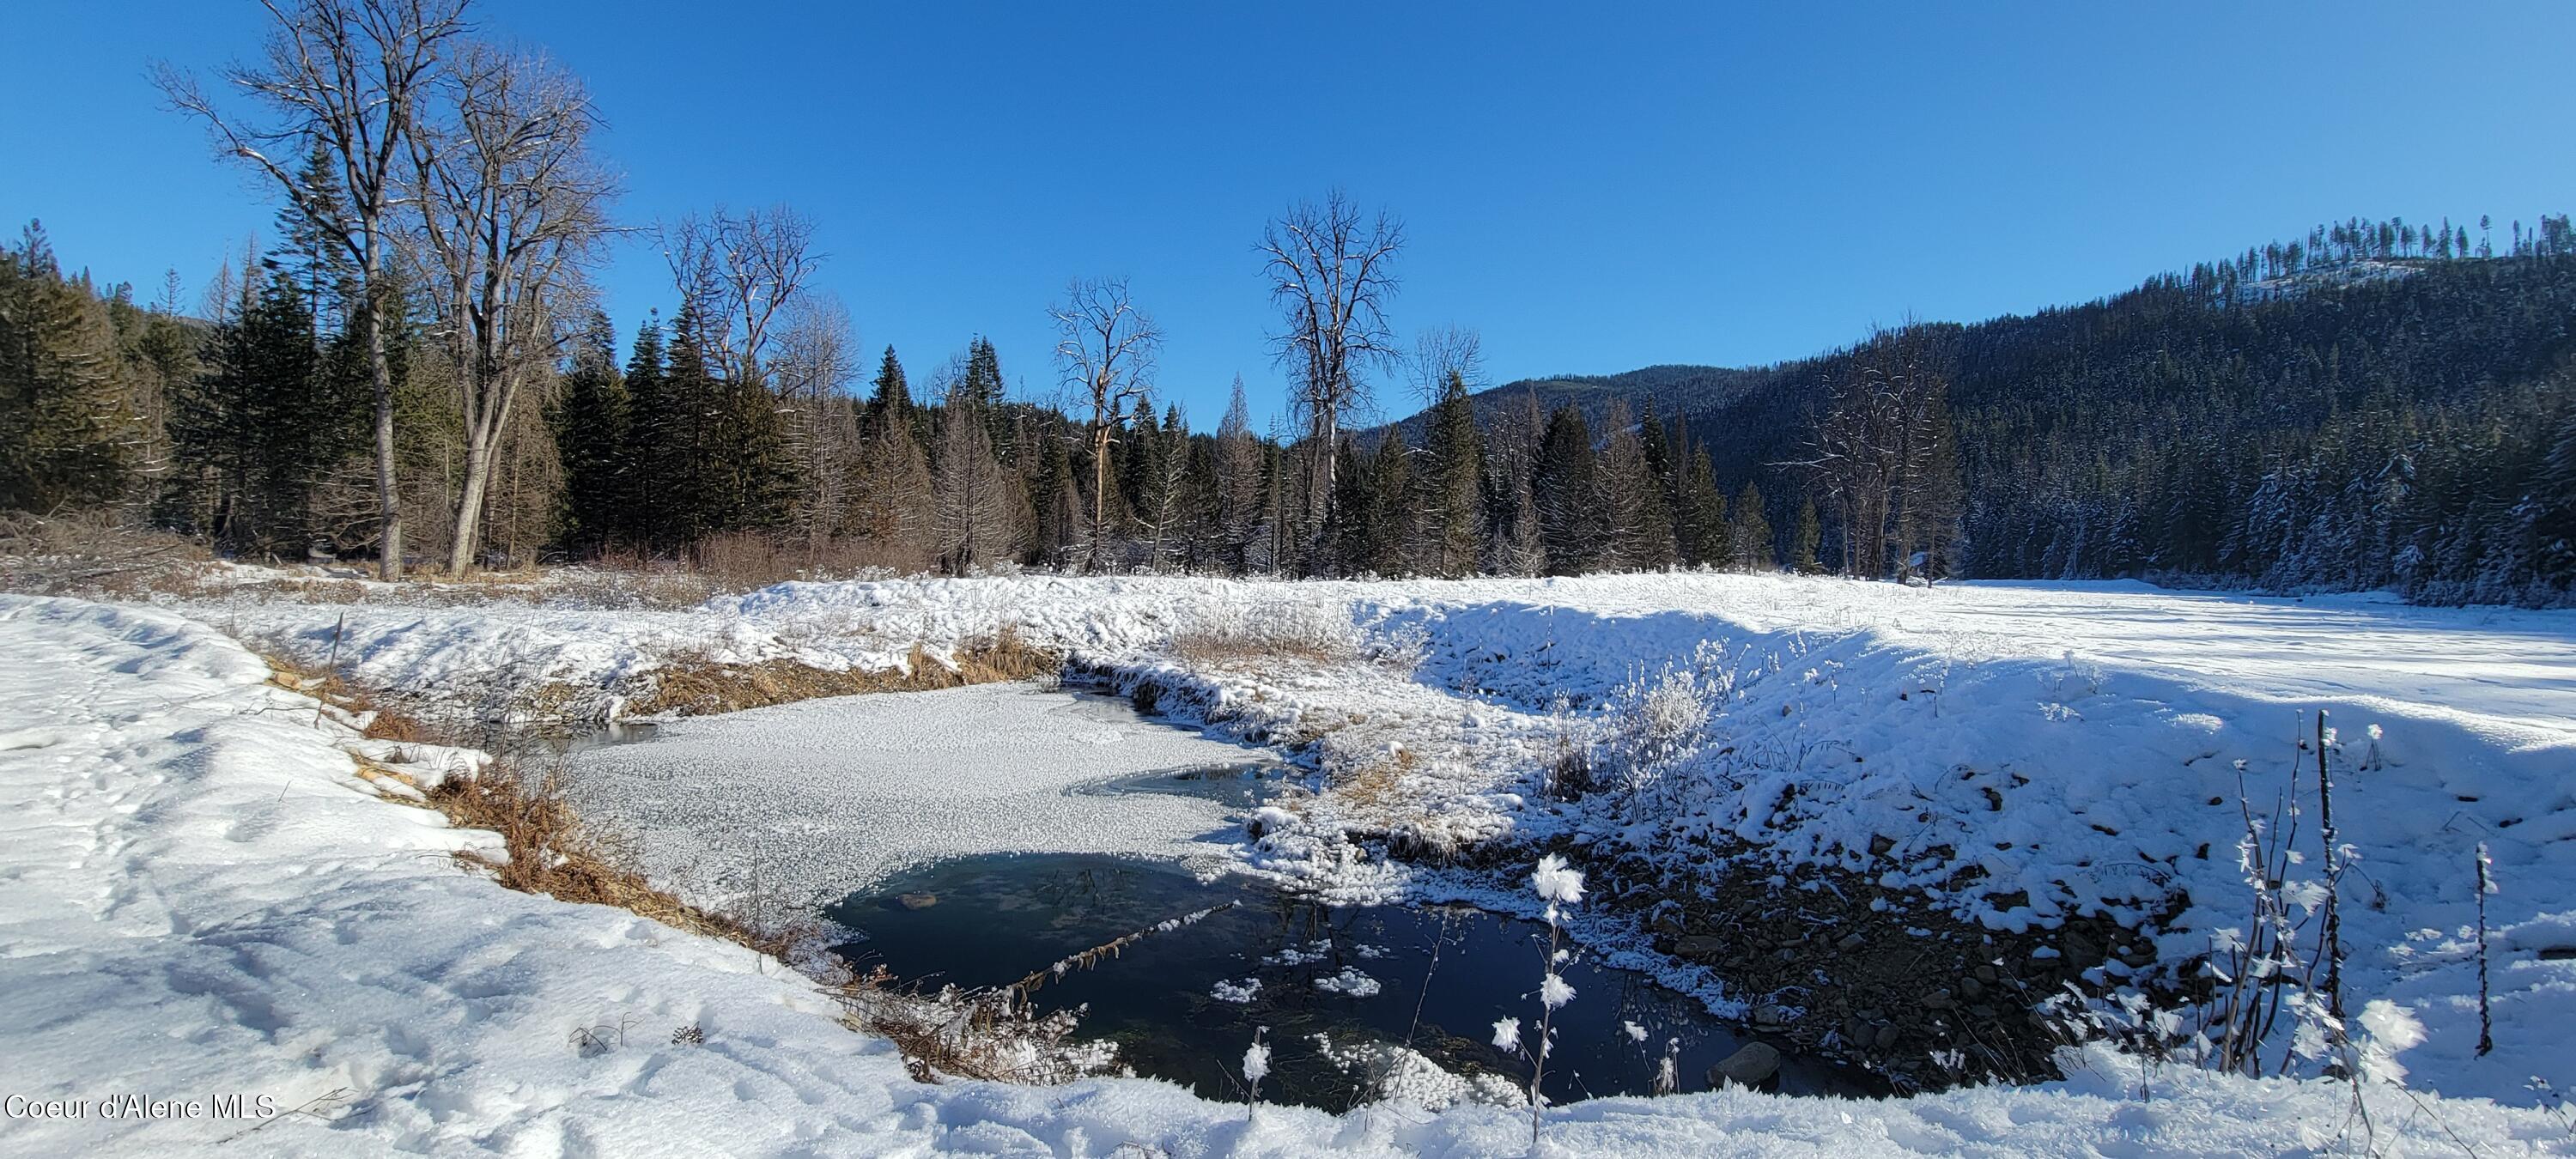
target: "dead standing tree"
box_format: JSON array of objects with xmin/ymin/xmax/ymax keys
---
[
  {"xmin": 159, "ymin": 0, "xmax": 471, "ymax": 580},
  {"xmin": 408, "ymin": 40, "xmax": 616, "ymax": 574},
  {"xmin": 772, "ymin": 294, "xmax": 863, "ymax": 558},
  {"xmin": 1260, "ymin": 191, "xmax": 1402, "ymax": 573},
  {"xmin": 1048, "ymin": 277, "xmax": 1160, "ymax": 573},
  {"xmin": 1790, "ymin": 324, "xmax": 1960, "ymax": 579}
]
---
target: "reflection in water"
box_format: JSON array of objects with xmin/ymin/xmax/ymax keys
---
[{"xmin": 826, "ymin": 853, "xmax": 1866, "ymax": 1111}]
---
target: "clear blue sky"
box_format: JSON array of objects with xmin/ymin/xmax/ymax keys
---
[{"xmin": 8, "ymin": 1, "xmax": 2573, "ymax": 427}]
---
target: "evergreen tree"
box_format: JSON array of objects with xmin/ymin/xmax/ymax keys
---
[
  {"xmin": 1482, "ymin": 391, "xmax": 1547, "ymax": 576},
  {"xmin": 1423, "ymin": 368, "xmax": 1485, "ymax": 576},
  {"xmin": 553, "ymin": 312, "xmax": 629, "ymax": 552},
  {"xmin": 273, "ymin": 140, "xmax": 356, "ymax": 334},
  {"xmin": 1212, "ymin": 377, "xmax": 1266, "ymax": 573},
  {"xmin": 659, "ymin": 304, "xmax": 720, "ymax": 544},
  {"xmin": 1534, "ymin": 404, "xmax": 1599, "ymax": 575},
  {"xmin": 1728, "ymin": 481, "xmax": 1774, "ymax": 570},
  {"xmin": 1672, "ymin": 441, "xmax": 1730, "ymax": 567},
  {"xmin": 162, "ymin": 266, "xmax": 367, "ymax": 552},
  {"xmin": 869, "ymin": 345, "xmax": 912, "ymax": 434},
  {"xmin": 1364, "ymin": 429, "xmax": 1413, "ymax": 574},
  {"xmin": 1029, "ymin": 432, "xmax": 1080, "ymax": 568},
  {"xmin": 960, "ymin": 336, "xmax": 1012, "ymax": 461},
  {"xmin": 1791, "ymin": 495, "xmax": 1824, "ymax": 573},
  {"xmin": 709, "ymin": 352, "xmax": 798, "ymax": 533},
  {"xmin": 1120, "ymin": 392, "xmax": 1161, "ymax": 536},
  {"xmin": 1598, "ymin": 399, "xmax": 1674, "ymax": 570},
  {"xmin": 618, "ymin": 314, "xmax": 671, "ymax": 548},
  {"xmin": 0, "ymin": 224, "xmax": 141, "ymax": 513},
  {"xmin": 1326, "ymin": 434, "xmax": 1374, "ymax": 574}
]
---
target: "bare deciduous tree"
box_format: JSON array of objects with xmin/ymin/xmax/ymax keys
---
[
  {"xmin": 159, "ymin": 0, "xmax": 471, "ymax": 580},
  {"xmin": 931, "ymin": 368, "xmax": 1018, "ymax": 575},
  {"xmin": 1048, "ymin": 277, "xmax": 1160, "ymax": 573},
  {"xmin": 407, "ymin": 40, "xmax": 616, "ymax": 573},
  {"xmin": 1791, "ymin": 323, "xmax": 1961, "ymax": 579},
  {"xmin": 1260, "ymin": 191, "xmax": 1403, "ymax": 566},
  {"xmin": 773, "ymin": 293, "xmax": 863, "ymax": 555},
  {"xmin": 1409, "ymin": 323, "xmax": 1485, "ymax": 401},
  {"xmin": 663, "ymin": 205, "xmax": 822, "ymax": 386}
]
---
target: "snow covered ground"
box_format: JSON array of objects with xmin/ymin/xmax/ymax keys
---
[
  {"xmin": 16, "ymin": 572, "xmax": 2576, "ymax": 1152},
  {"xmin": 564, "ymin": 683, "xmax": 1279, "ymax": 904}
]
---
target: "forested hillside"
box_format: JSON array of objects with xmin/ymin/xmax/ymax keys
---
[
  {"xmin": 9, "ymin": 191, "xmax": 2573, "ymax": 606},
  {"xmin": 1456, "ymin": 218, "xmax": 2576, "ymax": 605}
]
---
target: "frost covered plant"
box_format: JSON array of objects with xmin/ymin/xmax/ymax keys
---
[
  {"xmin": 2529, "ymin": 1076, "xmax": 2576, "ymax": 1136},
  {"xmin": 2166, "ymin": 712, "xmax": 2392, "ymax": 1092},
  {"xmin": 1536, "ymin": 693, "xmax": 1595, "ymax": 801},
  {"xmin": 2043, "ymin": 986, "xmax": 2206, "ymax": 1101},
  {"xmin": 1496, "ymin": 854, "xmax": 1587, "ymax": 1147},
  {"xmin": 1646, "ymin": 1033, "xmax": 1682, "ymax": 1096},
  {"xmin": 1600, "ymin": 660, "xmax": 1718, "ymax": 816},
  {"xmin": 1242, "ymin": 1026, "xmax": 1270, "ymax": 1119}
]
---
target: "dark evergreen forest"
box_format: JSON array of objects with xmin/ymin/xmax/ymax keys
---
[{"xmin": 1458, "ymin": 218, "xmax": 2576, "ymax": 605}]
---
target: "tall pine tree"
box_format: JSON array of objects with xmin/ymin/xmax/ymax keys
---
[
  {"xmin": 1534, "ymin": 404, "xmax": 1599, "ymax": 576},
  {"xmin": 553, "ymin": 312, "xmax": 629, "ymax": 553},
  {"xmin": 1422, "ymin": 368, "xmax": 1485, "ymax": 576}
]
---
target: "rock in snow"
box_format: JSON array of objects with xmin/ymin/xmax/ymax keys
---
[{"xmin": 1710, "ymin": 1042, "xmax": 1784, "ymax": 1088}]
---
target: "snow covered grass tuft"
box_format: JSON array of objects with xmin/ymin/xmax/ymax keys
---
[
  {"xmin": 1591, "ymin": 643, "xmax": 1732, "ymax": 810},
  {"xmin": 1167, "ymin": 596, "xmax": 1365, "ymax": 671}
]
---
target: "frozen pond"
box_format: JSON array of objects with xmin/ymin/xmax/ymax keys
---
[
  {"xmin": 563, "ymin": 683, "xmax": 1297, "ymax": 903},
  {"xmin": 561, "ymin": 682, "xmax": 1861, "ymax": 1108}
]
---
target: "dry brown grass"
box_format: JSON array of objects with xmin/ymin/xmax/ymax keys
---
[
  {"xmin": 691, "ymin": 530, "xmax": 931, "ymax": 589},
  {"xmin": 1167, "ymin": 619, "xmax": 1357, "ymax": 671},
  {"xmin": 260, "ymin": 652, "xmax": 431, "ymax": 741},
  {"xmin": 625, "ymin": 627, "xmax": 1060, "ymax": 717},
  {"xmin": 424, "ymin": 759, "xmax": 817, "ymax": 957},
  {"xmin": 1328, "ymin": 746, "xmax": 1418, "ymax": 816}
]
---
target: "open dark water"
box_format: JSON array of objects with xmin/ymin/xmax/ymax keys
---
[{"xmin": 824, "ymin": 848, "xmax": 1865, "ymax": 1110}]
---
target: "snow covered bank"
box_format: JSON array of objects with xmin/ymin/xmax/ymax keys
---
[
  {"xmin": 154, "ymin": 571, "xmax": 2576, "ymax": 1103},
  {"xmin": 6, "ymin": 592, "xmax": 2573, "ymax": 1154}
]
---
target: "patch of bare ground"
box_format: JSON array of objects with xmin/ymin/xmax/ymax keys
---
[{"xmin": 1503, "ymin": 834, "xmax": 2171, "ymax": 1095}]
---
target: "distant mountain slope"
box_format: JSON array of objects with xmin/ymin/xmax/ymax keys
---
[{"xmin": 1400, "ymin": 242, "xmax": 2576, "ymax": 604}]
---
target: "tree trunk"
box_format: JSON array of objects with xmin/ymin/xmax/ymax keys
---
[
  {"xmin": 447, "ymin": 434, "xmax": 493, "ymax": 575},
  {"xmin": 366, "ymin": 294, "xmax": 404, "ymax": 581},
  {"xmin": 1087, "ymin": 422, "xmax": 1110, "ymax": 573}
]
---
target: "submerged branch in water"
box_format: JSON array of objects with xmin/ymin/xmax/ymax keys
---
[{"xmin": 1010, "ymin": 900, "xmax": 1243, "ymax": 1004}]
